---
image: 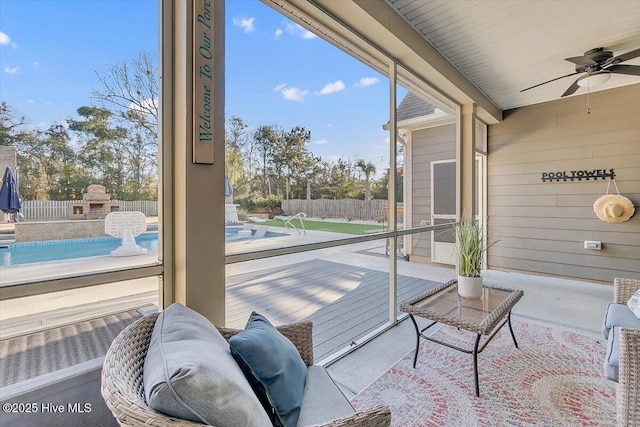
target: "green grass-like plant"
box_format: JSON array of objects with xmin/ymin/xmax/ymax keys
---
[{"xmin": 456, "ymin": 215, "xmax": 494, "ymax": 277}]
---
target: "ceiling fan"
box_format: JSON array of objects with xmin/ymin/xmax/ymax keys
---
[{"xmin": 521, "ymin": 47, "xmax": 640, "ymax": 97}]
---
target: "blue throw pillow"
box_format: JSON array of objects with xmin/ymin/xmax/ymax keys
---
[{"xmin": 229, "ymin": 312, "xmax": 307, "ymax": 427}]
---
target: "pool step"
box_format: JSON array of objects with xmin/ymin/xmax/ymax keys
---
[
  {"xmin": 0, "ymin": 226, "xmax": 16, "ymax": 248},
  {"xmin": 0, "ymin": 231, "xmax": 16, "ymax": 247},
  {"xmin": 0, "ymin": 234, "xmax": 16, "ymax": 248}
]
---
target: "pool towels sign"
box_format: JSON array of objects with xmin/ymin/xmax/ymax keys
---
[
  {"xmin": 193, "ymin": 0, "xmax": 215, "ymax": 164},
  {"xmin": 541, "ymin": 168, "xmax": 615, "ymax": 182}
]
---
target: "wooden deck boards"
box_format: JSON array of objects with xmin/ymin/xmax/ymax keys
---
[
  {"xmin": 1, "ymin": 259, "xmax": 441, "ymax": 386},
  {"xmin": 0, "ymin": 309, "xmax": 143, "ymax": 387},
  {"xmin": 226, "ymin": 259, "xmax": 440, "ymax": 361}
]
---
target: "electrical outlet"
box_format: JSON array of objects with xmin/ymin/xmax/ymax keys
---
[{"xmin": 584, "ymin": 241, "xmax": 601, "ymax": 250}]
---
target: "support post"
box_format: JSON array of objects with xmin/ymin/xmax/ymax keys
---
[
  {"xmin": 460, "ymin": 103, "xmax": 477, "ymax": 218},
  {"xmin": 388, "ymin": 62, "xmax": 398, "ymax": 324}
]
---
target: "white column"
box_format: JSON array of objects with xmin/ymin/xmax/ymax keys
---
[
  {"xmin": 388, "ymin": 62, "xmax": 398, "ymax": 324},
  {"xmin": 161, "ymin": 0, "xmax": 226, "ymax": 325},
  {"xmin": 460, "ymin": 103, "xmax": 476, "ymax": 219}
]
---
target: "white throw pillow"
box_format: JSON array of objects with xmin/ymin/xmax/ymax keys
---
[{"xmin": 628, "ymin": 288, "xmax": 640, "ymax": 319}]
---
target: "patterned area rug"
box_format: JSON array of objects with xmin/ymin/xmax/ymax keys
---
[{"xmin": 352, "ymin": 320, "xmax": 616, "ymax": 427}]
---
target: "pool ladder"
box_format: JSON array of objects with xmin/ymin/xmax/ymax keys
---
[{"xmin": 285, "ymin": 212, "xmax": 307, "ymax": 235}]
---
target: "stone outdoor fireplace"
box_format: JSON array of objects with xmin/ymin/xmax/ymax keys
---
[{"xmin": 67, "ymin": 184, "xmax": 121, "ymax": 220}]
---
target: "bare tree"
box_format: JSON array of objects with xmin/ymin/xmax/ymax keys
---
[
  {"xmin": 91, "ymin": 51, "xmax": 158, "ymax": 139},
  {"xmin": 89, "ymin": 51, "xmax": 159, "ymax": 199},
  {"xmin": 253, "ymin": 125, "xmax": 279, "ymax": 196},
  {"xmin": 225, "ymin": 117, "xmax": 248, "ymax": 189}
]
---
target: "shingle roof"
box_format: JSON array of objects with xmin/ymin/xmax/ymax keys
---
[{"xmin": 397, "ymin": 92, "xmax": 436, "ymax": 122}]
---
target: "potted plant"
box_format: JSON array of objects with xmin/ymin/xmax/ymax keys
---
[{"xmin": 455, "ymin": 215, "xmax": 494, "ymax": 298}]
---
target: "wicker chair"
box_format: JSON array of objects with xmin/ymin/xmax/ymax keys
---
[
  {"xmin": 613, "ymin": 278, "xmax": 640, "ymax": 427},
  {"xmin": 101, "ymin": 312, "xmax": 391, "ymax": 427}
]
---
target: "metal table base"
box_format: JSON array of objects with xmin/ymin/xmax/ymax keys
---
[{"xmin": 409, "ymin": 310, "xmax": 519, "ymax": 397}]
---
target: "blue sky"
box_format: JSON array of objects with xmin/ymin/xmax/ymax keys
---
[
  {"xmin": 0, "ymin": 0, "xmax": 157, "ymax": 128},
  {"xmin": 1, "ymin": 0, "xmax": 395, "ymax": 175}
]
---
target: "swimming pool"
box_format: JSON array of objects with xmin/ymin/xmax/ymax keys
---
[{"xmin": 0, "ymin": 228, "xmax": 286, "ymax": 266}]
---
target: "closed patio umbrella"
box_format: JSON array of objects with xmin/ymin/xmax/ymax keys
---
[{"xmin": 0, "ymin": 167, "xmax": 21, "ymax": 217}]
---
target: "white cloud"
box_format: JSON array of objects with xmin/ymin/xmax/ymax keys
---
[
  {"xmin": 316, "ymin": 80, "xmax": 345, "ymax": 95},
  {"xmin": 273, "ymin": 83, "xmax": 311, "ymax": 101},
  {"xmin": 356, "ymin": 77, "xmax": 379, "ymax": 87},
  {"xmin": 4, "ymin": 66, "xmax": 19, "ymax": 74},
  {"xmin": 36, "ymin": 121, "xmax": 48, "ymax": 129},
  {"xmin": 32, "ymin": 61, "xmax": 39, "ymax": 67},
  {"xmin": 274, "ymin": 28, "xmax": 283, "ymax": 38},
  {"xmin": 27, "ymin": 99, "xmax": 35, "ymax": 104},
  {"xmin": 301, "ymin": 29, "xmax": 317, "ymax": 40},
  {"xmin": 315, "ymin": 139, "xmax": 329, "ymax": 145},
  {"xmin": 0, "ymin": 31, "xmax": 17, "ymax": 48},
  {"xmin": 282, "ymin": 87, "xmax": 309, "ymax": 101},
  {"xmin": 128, "ymin": 97, "xmax": 158, "ymax": 114},
  {"xmin": 233, "ymin": 17, "xmax": 255, "ymax": 33},
  {"xmin": 285, "ymin": 23, "xmax": 317, "ymax": 40}
]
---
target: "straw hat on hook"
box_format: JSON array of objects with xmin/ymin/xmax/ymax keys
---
[{"xmin": 593, "ymin": 194, "xmax": 635, "ymax": 223}]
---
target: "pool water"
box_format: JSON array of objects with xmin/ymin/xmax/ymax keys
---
[
  {"xmin": 0, "ymin": 228, "xmax": 285, "ymax": 266},
  {"xmin": 0, "ymin": 234, "xmax": 159, "ymax": 267}
]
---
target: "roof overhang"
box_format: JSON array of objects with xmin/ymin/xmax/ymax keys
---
[{"xmin": 398, "ymin": 110, "xmax": 455, "ymax": 131}]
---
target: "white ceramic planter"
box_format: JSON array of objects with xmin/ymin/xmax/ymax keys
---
[{"xmin": 457, "ymin": 275, "xmax": 483, "ymax": 299}]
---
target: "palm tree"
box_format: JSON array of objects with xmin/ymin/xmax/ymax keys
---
[{"xmin": 355, "ymin": 159, "xmax": 376, "ymax": 200}]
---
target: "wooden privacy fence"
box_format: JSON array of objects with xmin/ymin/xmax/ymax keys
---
[
  {"xmin": 21, "ymin": 200, "xmax": 158, "ymax": 220},
  {"xmin": 282, "ymin": 199, "xmax": 389, "ymax": 221}
]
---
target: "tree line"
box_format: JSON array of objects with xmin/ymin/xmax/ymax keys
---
[
  {"xmin": 0, "ymin": 52, "xmax": 158, "ymax": 201},
  {"xmin": 225, "ymin": 117, "xmax": 403, "ymax": 204},
  {"xmin": 1, "ymin": 51, "xmax": 400, "ymax": 204}
]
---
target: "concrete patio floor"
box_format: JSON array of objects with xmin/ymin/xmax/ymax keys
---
[{"xmin": 327, "ymin": 269, "xmax": 613, "ymax": 398}]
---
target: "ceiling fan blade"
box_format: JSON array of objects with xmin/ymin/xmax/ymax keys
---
[
  {"xmin": 565, "ymin": 56, "xmax": 597, "ymax": 66},
  {"xmin": 561, "ymin": 78, "xmax": 581, "ymax": 97},
  {"xmin": 520, "ymin": 72, "xmax": 580, "ymax": 92},
  {"xmin": 604, "ymin": 48, "xmax": 640, "ymax": 67},
  {"xmin": 608, "ymin": 64, "xmax": 640, "ymax": 76},
  {"xmin": 615, "ymin": 48, "xmax": 640, "ymax": 63}
]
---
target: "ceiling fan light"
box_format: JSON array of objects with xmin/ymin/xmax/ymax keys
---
[{"xmin": 577, "ymin": 71, "xmax": 611, "ymax": 88}]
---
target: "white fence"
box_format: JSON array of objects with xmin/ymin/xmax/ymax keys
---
[
  {"xmin": 20, "ymin": 200, "xmax": 158, "ymax": 220},
  {"xmin": 282, "ymin": 199, "xmax": 390, "ymax": 221}
]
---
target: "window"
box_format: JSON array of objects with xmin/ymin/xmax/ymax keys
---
[{"xmin": 0, "ymin": 0, "xmax": 161, "ymax": 376}]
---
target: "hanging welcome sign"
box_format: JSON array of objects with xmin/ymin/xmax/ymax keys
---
[
  {"xmin": 541, "ymin": 168, "xmax": 615, "ymax": 182},
  {"xmin": 193, "ymin": 0, "xmax": 215, "ymax": 164}
]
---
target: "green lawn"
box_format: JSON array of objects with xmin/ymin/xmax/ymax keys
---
[{"xmin": 248, "ymin": 218, "xmax": 386, "ymax": 235}]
